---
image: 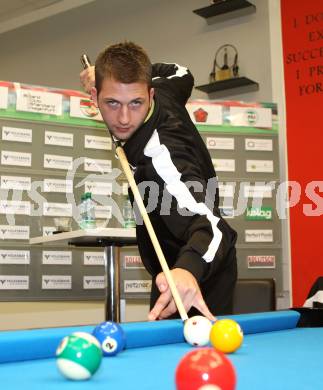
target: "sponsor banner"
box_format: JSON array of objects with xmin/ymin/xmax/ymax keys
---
[
  {"xmin": 43, "ymin": 202, "xmax": 72, "ymax": 217},
  {"xmin": 219, "ymin": 206, "xmax": 234, "ymax": 219},
  {"xmin": 212, "ymin": 159, "xmax": 235, "ymax": 172},
  {"xmin": 43, "ymin": 154, "xmax": 73, "ymax": 170},
  {"xmin": 2, "ymin": 126, "xmax": 32, "ymax": 143},
  {"xmin": 0, "ymin": 225, "xmax": 29, "ymax": 240},
  {"xmin": 124, "ymin": 280, "xmax": 152, "ymax": 293},
  {"xmin": 244, "ymin": 185, "xmax": 273, "ymax": 198},
  {"xmin": 0, "ymin": 250, "xmax": 30, "ymax": 265},
  {"xmin": 1, "ymin": 150, "xmax": 32, "ymax": 167},
  {"xmin": 0, "ymin": 275, "xmax": 29, "ymax": 290},
  {"xmin": 0, "ymin": 82, "xmax": 105, "ymax": 128},
  {"xmin": 83, "ymin": 276, "xmax": 106, "ymax": 289},
  {"xmin": 16, "ymin": 88, "xmax": 62, "ymax": 116},
  {"xmin": 245, "ymin": 138, "xmax": 273, "ymax": 151},
  {"xmin": 42, "ymin": 275, "xmax": 72, "ymax": 290},
  {"xmin": 94, "ymin": 205, "xmax": 112, "ymax": 219},
  {"xmin": 186, "ymin": 102, "xmax": 223, "ymax": 125},
  {"xmin": 84, "ymin": 135, "xmax": 111, "ymax": 150},
  {"xmin": 0, "ymin": 175, "xmax": 31, "ymax": 190},
  {"xmin": 69, "ymin": 96, "xmax": 103, "ymax": 121},
  {"xmin": 247, "ymin": 255, "xmax": 276, "ymax": 269},
  {"xmin": 206, "ymin": 137, "xmax": 234, "ymax": 150},
  {"xmin": 0, "ymin": 86, "xmax": 8, "ymax": 109},
  {"xmin": 230, "ymin": 107, "xmax": 272, "ymax": 128},
  {"xmin": 84, "ymin": 252, "xmax": 105, "ymax": 266},
  {"xmin": 84, "ymin": 158, "xmax": 112, "ymax": 173},
  {"xmin": 42, "ymin": 251, "xmax": 72, "ymax": 265},
  {"xmin": 43, "ymin": 226, "xmax": 56, "ymax": 236},
  {"xmin": 43, "ymin": 178, "xmax": 73, "ymax": 193},
  {"xmin": 218, "ymin": 184, "xmax": 234, "ymax": 198},
  {"xmin": 84, "ymin": 181, "xmax": 112, "ymax": 196},
  {"xmin": 124, "ymin": 255, "xmax": 144, "ymax": 269},
  {"xmin": 0, "ymin": 200, "xmax": 31, "ymax": 215},
  {"xmin": 245, "ymin": 229, "xmax": 273, "ymax": 243},
  {"xmin": 45, "ymin": 131, "xmax": 74, "ymax": 147},
  {"xmin": 246, "ymin": 160, "xmax": 274, "ymax": 173},
  {"xmin": 246, "ymin": 207, "xmax": 273, "ymax": 221}
]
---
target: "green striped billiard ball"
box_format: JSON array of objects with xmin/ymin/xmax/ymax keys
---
[{"xmin": 56, "ymin": 332, "xmax": 102, "ymax": 380}]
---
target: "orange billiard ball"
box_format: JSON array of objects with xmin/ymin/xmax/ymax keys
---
[{"xmin": 209, "ymin": 319, "xmax": 243, "ymax": 354}]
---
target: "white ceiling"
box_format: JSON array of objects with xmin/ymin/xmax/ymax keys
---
[{"xmin": 0, "ymin": 0, "xmax": 95, "ymax": 34}]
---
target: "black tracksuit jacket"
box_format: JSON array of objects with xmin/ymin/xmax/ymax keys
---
[{"xmin": 123, "ymin": 63, "xmax": 237, "ymax": 315}]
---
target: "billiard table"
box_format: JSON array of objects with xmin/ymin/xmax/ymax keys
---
[{"xmin": 1, "ymin": 309, "xmax": 322, "ymax": 389}]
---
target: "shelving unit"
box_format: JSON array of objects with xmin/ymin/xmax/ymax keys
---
[
  {"xmin": 195, "ymin": 77, "xmax": 259, "ymax": 96},
  {"xmin": 193, "ymin": 0, "xmax": 256, "ymax": 20}
]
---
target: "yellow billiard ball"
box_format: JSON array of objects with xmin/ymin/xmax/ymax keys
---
[{"xmin": 209, "ymin": 319, "xmax": 243, "ymax": 354}]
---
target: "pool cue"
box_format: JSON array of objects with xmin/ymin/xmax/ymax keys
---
[{"xmin": 80, "ymin": 54, "xmax": 189, "ymax": 322}]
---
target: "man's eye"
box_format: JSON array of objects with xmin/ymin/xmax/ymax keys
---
[
  {"xmin": 130, "ymin": 101, "xmax": 142, "ymax": 107},
  {"xmin": 107, "ymin": 101, "xmax": 119, "ymax": 107}
]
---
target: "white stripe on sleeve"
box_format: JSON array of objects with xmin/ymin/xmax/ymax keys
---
[{"xmin": 144, "ymin": 130, "xmax": 222, "ymax": 263}]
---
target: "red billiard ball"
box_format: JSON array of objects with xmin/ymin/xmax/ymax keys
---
[{"xmin": 175, "ymin": 347, "xmax": 236, "ymax": 390}]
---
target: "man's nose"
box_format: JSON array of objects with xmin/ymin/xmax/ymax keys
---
[{"xmin": 118, "ymin": 105, "xmax": 130, "ymax": 125}]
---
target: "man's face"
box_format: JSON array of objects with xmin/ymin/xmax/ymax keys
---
[{"xmin": 91, "ymin": 77, "xmax": 154, "ymax": 141}]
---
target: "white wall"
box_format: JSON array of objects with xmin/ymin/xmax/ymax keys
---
[{"xmin": 0, "ymin": 0, "xmax": 272, "ymax": 102}]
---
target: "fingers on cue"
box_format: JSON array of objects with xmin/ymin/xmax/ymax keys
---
[
  {"xmin": 148, "ymin": 290, "xmax": 172, "ymax": 321},
  {"xmin": 194, "ymin": 296, "xmax": 216, "ymax": 322},
  {"xmin": 158, "ymin": 300, "xmax": 177, "ymax": 320}
]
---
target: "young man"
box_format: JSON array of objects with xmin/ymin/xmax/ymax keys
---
[{"xmin": 80, "ymin": 41, "xmax": 237, "ymax": 321}]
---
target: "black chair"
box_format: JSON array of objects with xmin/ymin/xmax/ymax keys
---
[
  {"xmin": 304, "ymin": 277, "xmax": 323, "ymax": 308},
  {"xmin": 232, "ymin": 278, "xmax": 276, "ymax": 314}
]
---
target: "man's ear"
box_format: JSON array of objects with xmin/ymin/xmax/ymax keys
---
[
  {"xmin": 91, "ymin": 87, "xmax": 98, "ymax": 107},
  {"xmin": 149, "ymin": 87, "xmax": 155, "ymax": 104}
]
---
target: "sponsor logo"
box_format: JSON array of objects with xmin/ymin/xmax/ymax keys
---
[
  {"xmin": 43, "ymin": 154, "xmax": 73, "ymax": 170},
  {"xmin": 1, "ymin": 151, "xmax": 31, "ymax": 166},
  {"xmin": 45, "ymin": 131, "xmax": 73, "ymax": 147},
  {"xmin": 0, "ymin": 276, "xmax": 29, "ymax": 290},
  {"xmin": 42, "ymin": 275, "xmax": 72, "ymax": 289},
  {"xmin": 43, "ymin": 226, "xmax": 56, "ymax": 236},
  {"xmin": 124, "ymin": 255, "xmax": 144, "ymax": 269},
  {"xmin": 0, "ymin": 225, "xmax": 29, "ymax": 240},
  {"xmin": 80, "ymin": 98, "xmax": 99, "ymax": 117},
  {"xmin": 193, "ymin": 108, "xmax": 208, "ymax": 122},
  {"xmin": 0, "ymin": 250, "xmax": 30, "ymax": 264},
  {"xmin": 124, "ymin": 280, "xmax": 152, "ymax": 293},
  {"xmin": 246, "ymin": 207, "xmax": 273, "ymax": 220},
  {"xmin": 83, "ymin": 276, "xmax": 105, "ymax": 289},
  {"xmin": 219, "ymin": 206, "xmax": 234, "ymax": 219},
  {"xmin": 84, "ymin": 252, "xmax": 105, "ymax": 266},
  {"xmin": 0, "ymin": 176, "xmax": 31, "ymax": 190},
  {"xmin": 2, "ymin": 127, "xmax": 32, "ymax": 143},
  {"xmin": 85, "ymin": 135, "xmax": 111, "ymax": 150},
  {"xmin": 246, "ymin": 110, "xmax": 258, "ymax": 125},
  {"xmin": 42, "ymin": 251, "xmax": 72, "ymax": 265},
  {"xmin": 247, "ymin": 255, "xmax": 276, "ymax": 269},
  {"xmin": 84, "ymin": 158, "xmax": 112, "ymax": 173},
  {"xmin": 206, "ymin": 137, "xmax": 234, "ymax": 150},
  {"xmin": 245, "ymin": 229, "xmax": 273, "ymax": 242}
]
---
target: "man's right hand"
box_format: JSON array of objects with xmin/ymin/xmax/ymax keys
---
[{"xmin": 80, "ymin": 65, "xmax": 95, "ymax": 94}]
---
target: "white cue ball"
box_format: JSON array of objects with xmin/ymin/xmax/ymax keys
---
[{"xmin": 183, "ymin": 315, "xmax": 213, "ymax": 347}]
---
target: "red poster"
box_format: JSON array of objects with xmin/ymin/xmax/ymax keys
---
[{"xmin": 281, "ymin": 1, "xmax": 323, "ymax": 305}]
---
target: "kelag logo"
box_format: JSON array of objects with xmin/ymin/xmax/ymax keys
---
[
  {"xmin": 246, "ymin": 110, "xmax": 258, "ymax": 125},
  {"xmin": 246, "ymin": 207, "xmax": 272, "ymax": 220}
]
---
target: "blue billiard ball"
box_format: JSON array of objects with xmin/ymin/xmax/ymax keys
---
[{"xmin": 92, "ymin": 321, "xmax": 126, "ymax": 356}]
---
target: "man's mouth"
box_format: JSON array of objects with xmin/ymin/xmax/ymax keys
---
[{"xmin": 116, "ymin": 127, "xmax": 130, "ymax": 133}]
